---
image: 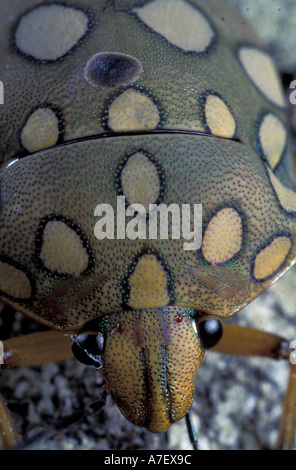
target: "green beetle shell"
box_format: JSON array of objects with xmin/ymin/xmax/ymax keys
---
[{"xmin": 1, "ymin": 0, "xmax": 296, "ymax": 433}]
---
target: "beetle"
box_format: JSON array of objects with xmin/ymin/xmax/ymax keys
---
[{"xmin": 0, "ymin": 0, "xmax": 296, "ymax": 450}]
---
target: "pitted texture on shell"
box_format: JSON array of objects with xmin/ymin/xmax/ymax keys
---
[
  {"xmin": 1, "ymin": 134, "xmax": 296, "ymax": 330},
  {"xmin": 0, "ymin": 0, "xmax": 290, "ymax": 184},
  {"xmin": 101, "ymin": 307, "xmax": 204, "ymax": 432}
]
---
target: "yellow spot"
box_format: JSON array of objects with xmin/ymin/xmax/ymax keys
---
[
  {"xmin": 40, "ymin": 221, "xmax": 89, "ymax": 275},
  {"xmin": 133, "ymin": 0, "xmax": 214, "ymax": 52},
  {"xmin": 259, "ymin": 114, "xmax": 287, "ymax": 169},
  {"xmin": 266, "ymin": 166, "xmax": 296, "ymax": 213},
  {"xmin": 108, "ymin": 88, "xmax": 160, "ymax": 132},
  {"xmin": 0, "ymin": 262, "xmax": 31, "ymax": 299},
  {"xmin": 238, "ymin": 47, "xmax": 285, "ymax": 107},
  {"xmin": 253, "ymin": 236, "xmax": 291, "ymax": 280},
  {"xmin": 128, "ymin": 254, "xmax": 170, "ymax": 308},
  {"xmin": 205, "ymin": 94, "xmax": 236, "ymax": 138},
  {"xmin": 121, "ymin": 152, "xmax": 161, "ymax": 212},
  {"xmin": 21, "ymin": 108, "xmax": 59, "ymax": 153},
  {"xmin": 202, "ymin": 207, "xmax": 243, "ymax": 264},
  {"xmin": 15, "ymin": 4, "xmax": 88, "ymax": 61}
]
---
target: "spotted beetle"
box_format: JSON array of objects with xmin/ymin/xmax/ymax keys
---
[{"xmin": 0, "ymin": 0, "xmax": 296, "ymax": 450}]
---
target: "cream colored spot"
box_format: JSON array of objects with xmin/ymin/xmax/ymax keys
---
[
  {"xmin": 0, "ymin": 262, "xmax": 31, "ymax": 299},
  {"xmin": 133, "ymin": 0, "xmax": 214, "ymax": 52},
  {"xmin": 266, "ymin": 165, "xmax": 296, "ymax": 213},
  {"xmin": 121, "ymin": 152, "xmax": 161, "ymax": 212},
  {"xmin": 21, "ymin": 108, "xmax": 59, "ymax": 153},
  {"xmin": 238, "ymin": 47, "xmax": 285, "ymax": 107},
  {"xmin": 259, "ymin": 114, "xmax": 287, "ymax": 169},
  {"xmin": 202, "ymin": 207, "xmax": 243, "ymax": 264},
  {"xmin": 253, "ymin": 236, "xmax": 291, "ymax": 280},
  {"xmin": 108, "ymin": 88, "xmax": 160, "ymax": 132},
  {"xmin": 205, "ymin": 95, "xmax": 236, "ymax": 138},
  {"xmin": 15, "ymin": 4, "xmax": 89, "ymax": 61},
  {"xmin": 40, "ymin": 221, "xmax": 89, "ymax": 275},
  {"xmin": 128, "ymin": 254, "xmax": 170, "ymax": 308}
]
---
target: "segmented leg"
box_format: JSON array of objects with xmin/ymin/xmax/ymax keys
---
[
  {"xmin": 276, "ymin": 363, "xmax": 296, "ymax": 450},
  {"xmin": 2, "ymin": 330, "xmax": 73, "ymax": 367},
  {"xmin": 0, "ymin": 330, "xmax": 73, "ymax": 448},
  {"xmin": 0, "ymin": 392, "xmax": 19, "ymax": 449},
  {"xmin": 213, "ymin": 323, "xmax": 296, "ymax": 449}
]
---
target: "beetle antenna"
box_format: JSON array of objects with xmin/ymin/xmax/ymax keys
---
[{"xmin": 185, "ymin": 411, "xmax": 201, "ymax": 450}]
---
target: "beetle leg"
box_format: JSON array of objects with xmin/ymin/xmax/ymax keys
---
[
  {"xmin": 276, "ymin": 363, "xmax": 296, "ymax": 450},
  {"xmin": 212, "ymin": 323, "xmax": 295, "ymax": 449},
  {"xmin": 0, "ymin": 392, "xmax": 19, "ymax": 449},
  {"xmin": 0, "ymin": 330, "xmax": 74, "ymax": 448},
  {"xmin": 2, "ymin": 330, "xmax": 73, "ymax": 367},
  {"xmin": 212, "ymin": 323, "xmax": 286, "ymax": 358}
]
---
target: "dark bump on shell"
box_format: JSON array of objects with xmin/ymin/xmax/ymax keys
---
[{"xmin": 84, "ymin": 52, "xmax": 143, "ymax": 89}]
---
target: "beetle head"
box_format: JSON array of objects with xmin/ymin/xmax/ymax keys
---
[{"xmin": 72, "ymin": 307, "xmax": 223, "ymax": 432}]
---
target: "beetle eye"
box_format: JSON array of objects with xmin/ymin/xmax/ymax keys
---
[
  {"xmin": 71, "ymin": 333, "xmax": 104, "ymax": 367},
  {"xmin": 197, "ymin": 316, "xmax": 223, "ymax": 350}
]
